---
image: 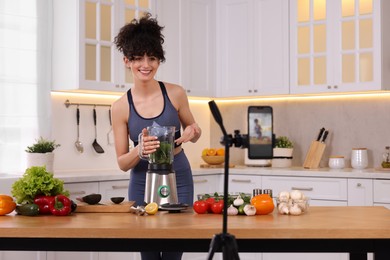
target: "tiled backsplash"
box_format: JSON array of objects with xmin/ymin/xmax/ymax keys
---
[
  {"xmin": 51, "ymin": 92, "xmax": 390, "ymax": 172},
  {"xmin": 210, "ymin": 93, "xmax": 390, "ymax": 169}
]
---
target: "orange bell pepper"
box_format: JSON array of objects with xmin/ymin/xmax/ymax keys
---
[{"xmin": 0, "ymin": 194, "xmax": 16, "ymax": 216}]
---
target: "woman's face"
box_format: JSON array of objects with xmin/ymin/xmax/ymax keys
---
[{"xmin": 125, "ymin": 54, "xmax": 160, "ymax": 82}]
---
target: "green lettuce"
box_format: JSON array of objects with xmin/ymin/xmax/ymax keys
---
[{"xmin": 11, "ymin": 166, "xmax": 69, "ymax": 204}]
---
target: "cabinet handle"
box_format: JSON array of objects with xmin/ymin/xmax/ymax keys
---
[
  {"xmin": 194, "ymin": 179, "xmax": 208, "ymax": 183},
  {"xmin": 248, "ymin": 90, "xmax": 252, "ymax": 93},
  {"xmin": 121, "ymin": 85, "xmax": 125, "ymax": 88},
  {"xmin": 291, "ymin": 187, "xmax": 313, "ymax": 191},
  {"xmin": 115, "ymin": 84, "xmax": 120, "ymax": 88},
  {"xmin": 186, "ymin": 89, "xmax": 191, "ymax": 93},
  {"xmin": 333, "ymin": 85, "xmax": 338, "ymax": 89},
  {"xmin": 69, "ymin": 191, "xmax": 86, "ymax": 195},
  {"xmin": 253, "ymin": 89, "xmax": 258, "ymax": 93},
  {"xmin": 232, "ymin": 179, "xmax": 251, "ymax": 183},
  {"xmin": 357, "ymin": 183, "xmax": 362, "ymax": 187},
  {"xmin": 327, "ymin": 85, "xmax": 331, "ymax": 89},
  {"xmin": 112, "ymin": 185, "xmax": 128, "ymax": 190}
]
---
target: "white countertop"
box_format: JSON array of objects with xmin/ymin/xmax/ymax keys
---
[{"xmin": 2, "ymin": 166, "xmax": 390, "ymax": 183}]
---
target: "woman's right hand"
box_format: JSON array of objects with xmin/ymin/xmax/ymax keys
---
[{"xmin": 138, "ymin": 128, "xmax": 160, "ymax": 159}]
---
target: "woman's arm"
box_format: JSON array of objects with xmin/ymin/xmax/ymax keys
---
[
  {"xmin": 172, "ymin": 86, "xmax": 202, "ymax": 145},
  {"xmin": 111, "ymin": 96, "xmax": 141, "ymax": 172}
]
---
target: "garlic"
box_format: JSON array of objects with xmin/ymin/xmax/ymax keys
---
[
  {"xmin": 233, "ymin": 195, "xmax": 244, "ymax": 207},
  {"xmin": 290, "ymin": 190, "xmax": 303, "ymax": 200},
  {"xmin": 289, "ymin": 204, "xmax": 302, "ymax": 215},
  {"xmin": 277, "ymin": 202, "xmax": 289, "ymax": 215},
  {"xmin": 278, "ymin": 191, "xmax": 290, "ymax": 202},
  {"xmin": 296, "ymin": 200, "xmax": 307, "ymax": 212},
  {"xmin": 243, "ymin": 204, "xmax": 256, "ymax": 216},
  {"xmin": 227, "ymin": 204, "xmax": 238, "ymax": 215}
]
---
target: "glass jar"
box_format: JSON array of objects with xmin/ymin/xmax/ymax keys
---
[{"xmin": 382, "ymin": 146, "xmax": 390, "ymax": 168}]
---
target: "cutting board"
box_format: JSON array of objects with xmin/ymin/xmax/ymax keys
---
[
  {"xmin": 75, "ymin": 201, "xmax": 135, "ymax": 213},
  {"xmin": 200, "ymin": 163, "xmax": 235, "ymax": 168}
]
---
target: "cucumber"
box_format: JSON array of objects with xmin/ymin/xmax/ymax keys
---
[{"xmin": 16, "ymin": 203, "xmax": 40, "ymax": 216}]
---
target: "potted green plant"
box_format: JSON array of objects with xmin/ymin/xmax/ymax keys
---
[
  {"xmin": 273, "ymin": 136, "xmax": 294, "ymax": 167},
  {"xmin": 26, "ymin": 137, "xmax": 60, "ymax": 173}
]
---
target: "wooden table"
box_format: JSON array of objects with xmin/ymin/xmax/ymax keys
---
[{"xmin": 1, "ymin": 206, "xmax": 390, "ymax": 260}]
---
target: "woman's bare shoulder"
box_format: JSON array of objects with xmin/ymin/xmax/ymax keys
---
[{"xmin": 163, "ymin": 82, "xmax": 186, "ymax": 96}]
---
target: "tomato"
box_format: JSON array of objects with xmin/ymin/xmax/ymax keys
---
[
  {"xmin": 250, "ymin": 194, "xmax": 275, "ymax": 215},
  {"xmin": 193, "ymin": 200, "xmax": 208, "ymax": 214},
  {"xmin": 211, "ymin": 201, "xmax": 224, "ymax": 214},
  {"xmin": 205, "ymin": 197, "xmax": 216, "ymax": 213}
]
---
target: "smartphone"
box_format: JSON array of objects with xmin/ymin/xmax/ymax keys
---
[{"xmin": 247, "ymin": 106, "xmax": 273, "ymax": 159}]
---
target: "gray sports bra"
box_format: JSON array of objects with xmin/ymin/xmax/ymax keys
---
[{"xmin": 127, "ymin": 81, "xmax": 182, "ymax": 147}]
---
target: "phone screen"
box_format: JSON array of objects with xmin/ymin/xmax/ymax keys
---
[{"xmin": 248, "ymin": 106, "xmax": 273, "ymax": 159}]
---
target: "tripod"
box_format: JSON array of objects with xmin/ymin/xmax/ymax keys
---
[{"xmin": 207, "ymin": 100, "xmax": 240, "ymax": 260}]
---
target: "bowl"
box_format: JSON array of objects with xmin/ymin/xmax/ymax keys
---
[
  {"xmin": 197, "ymin": 192, "xmax": 251, "ymax": 202},
  {"xmin": 201, "ymin": 155, "xmax": 225, "ymax": 165},
  {"xmin": 110, "ymin": 197, "xmax": 125, "ymax": 204},
  {"xmin": 82, "ymin": 194, "xmax": 102, "ymax": 205}
]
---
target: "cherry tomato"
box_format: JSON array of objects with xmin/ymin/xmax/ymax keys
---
[
  {"xmin": 205, "ymin": 197, "xmax": 216, "ymax": 213},
  {"xmin": 193, "ymin": 200, "xmax": 208, "ymax": 214},
  {"xmin": 211, "ymin": 201, "xmax": 224, "ymax": 214}
]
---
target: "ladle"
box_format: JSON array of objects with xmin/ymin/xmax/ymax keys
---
[
  {"xmin": 75, "ymin": 107, "xmax": 84, "ymax": 153},
  {"xmin": 92, "ymin": 107, "xmax": 104, "ymax": 153}
]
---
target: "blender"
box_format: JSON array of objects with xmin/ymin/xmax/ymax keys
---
[{"xmin": 139, "ymin": 125, "xmax": 186, "ymax": 210}]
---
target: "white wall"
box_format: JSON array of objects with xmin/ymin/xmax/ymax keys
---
[{"xmin": 50, "ymin": 92, "xmax": 210, "ymax": 173}]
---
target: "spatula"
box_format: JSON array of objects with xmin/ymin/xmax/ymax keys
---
[
  {"xmin": 107, "ymin": 108, "xmax": 114, "ymax": 145},
  {"xmin": 92, "ymin": 107, "xmax": 104, "ymax": 154}
]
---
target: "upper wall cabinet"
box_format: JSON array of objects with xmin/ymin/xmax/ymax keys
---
[
  {"xmin": 215, "ymin": 0, "xmax": 289, "ymax": 97},
  {"xmin": 290, "ymin": 0, "xmax": 390, "ymax": 94},
  {"xmin": 52, "ymin": 0, "xmax": 155, "ymax": 93},
  {"xmin": 157, "ymin": 0, "xmax": 216, "ymax": 97}
]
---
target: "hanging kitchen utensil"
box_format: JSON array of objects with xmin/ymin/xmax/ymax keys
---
[
  {"xmin": 75, "ymin": 106, "xmax": 84, "ymax": 153},
  {"xmin": 107, "ymin": 108, "xmax": 114, "ymax": 145},
  {"xmin": 92, "ymin": 107, "xmax": 104, "ymax": 154}
]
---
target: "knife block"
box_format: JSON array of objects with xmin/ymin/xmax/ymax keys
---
[{"xmin": 303, "ymin": 141, "xmax": 326, "ymax": 169}]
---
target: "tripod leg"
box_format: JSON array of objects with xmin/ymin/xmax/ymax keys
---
[
  {"xmin": 207, "ymin": 234, "xmax": 222, "ymax": 260},
  {"xmin": 222, "ymin": 234, "xmax": 240, "ymax": 260}
]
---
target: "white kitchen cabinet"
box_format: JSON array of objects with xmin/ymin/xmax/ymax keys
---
[
  {"xmin": 0, "ymin": 251, "xmax": 46, "ymax": 260},
  {"xmin": 290, "ymin": 0, "xmax": 390, "ymax": 94},
  {"xmin": 157, "ymin": 0, "xmax": 215, "ymax": 97},
  {"xmin": 263, "ymin": 253, "xmax": 348, "ymax": 260},
  {"xmin": 52, "ymin": 0, "xmax": 155, "ymax": 93},
  {"xmin": 46, "ymin": 252, "xmax": 97, "ymax": 260},
  {"xmin": 99, "ymin": 180, "xmax": 129, "ymax": 201},
  {"xmin": 216, "ymin": 0, "xmax": 289, "ymax": 97},
  {"xmin": 193, "ymin": 174, "xmax": 220, "ymax": 201},
  {"xmin": 262, "ymin": 175, "xmax": 348, "ymax": 205},
  {"xmin": 373, "ymin": 179, "xmax": 390, "ymax": 208},
  {"xmin": 64, "ymin": 181, "xmax": 99, "ymax": 201},
  {"xmin": 225, "ymin": 174, "xmax": 261, "ymax": 194},
  {"xmin": 348, "ymin": 178, "xmax": 373, "ymax": 206}
]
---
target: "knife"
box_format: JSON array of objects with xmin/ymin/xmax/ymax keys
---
[
  {"xmin": 316, "ymin": 127, "xmax": 325, "ymax": 141},
  {"xmin": 321, "ymin": 130, "xmax": 329, "ymax": 143}
]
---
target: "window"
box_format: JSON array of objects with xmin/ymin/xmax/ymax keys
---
[{"xmin": 0, "ymin": 0, "xmax": 51, "ymax": 173}]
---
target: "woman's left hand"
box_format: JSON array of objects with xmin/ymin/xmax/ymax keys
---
[{"xmin": 176, "ymin": 123, "xmax": 201, "ymax": 145}]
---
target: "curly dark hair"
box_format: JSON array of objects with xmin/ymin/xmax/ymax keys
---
[{"xmin": 114, "ymin": 13, "xmax": 165, "ymax": 62}]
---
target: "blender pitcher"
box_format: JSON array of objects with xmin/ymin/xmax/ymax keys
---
[{"xmin": 139, "ymin": 126, "xmax": 179, "ymax": 207}]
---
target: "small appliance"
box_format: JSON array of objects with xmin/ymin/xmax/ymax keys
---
[{"xmin": 139, "ymin": 125, "xmax": 186, "ymax": 211}]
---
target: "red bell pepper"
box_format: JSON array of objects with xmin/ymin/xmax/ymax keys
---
[
  {"xmin": 49, "ymin": 195, "xmax": 72, "ymax": 216},
  {"xmin": 34, "ymin": 195, "xmax": 54, "ymax": 215}
]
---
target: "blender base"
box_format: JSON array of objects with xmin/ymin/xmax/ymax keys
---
[{"xmin": 159, "ymin": 203, "xmax": 188, "ymax": 213}]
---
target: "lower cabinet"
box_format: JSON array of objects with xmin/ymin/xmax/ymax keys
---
[
  {"xmin": 46, "ymin": 252, "xmax": 98, "ymax": 260},
  {"xmin": 0, "ymin": 251, "xmax": 46, "ymax": 260},
  {"xmin": 262, "ymin": 253, "xmax": 348, "ymax": 260}
]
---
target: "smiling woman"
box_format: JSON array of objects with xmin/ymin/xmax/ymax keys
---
[{"xmin": 0, "ymin": 0, "xmax": 52, "ymax": 173}]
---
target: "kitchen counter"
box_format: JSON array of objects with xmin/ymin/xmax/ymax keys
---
[
  {"xmin": 2, "ymin": 166, "xmax": 390, "ymax": 184},
  {"xmin": 0, "ymin": 206, "xmax": 389, "ymax": 260}
]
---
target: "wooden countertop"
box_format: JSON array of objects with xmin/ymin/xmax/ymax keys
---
[{"xmin": 2, "ymin": 206, "xmax": 390, "ymax": 240}]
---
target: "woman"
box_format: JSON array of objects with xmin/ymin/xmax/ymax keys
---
[{"xmin": 111, "ymin": 13, "xmax": 202, "ymax": 260}]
